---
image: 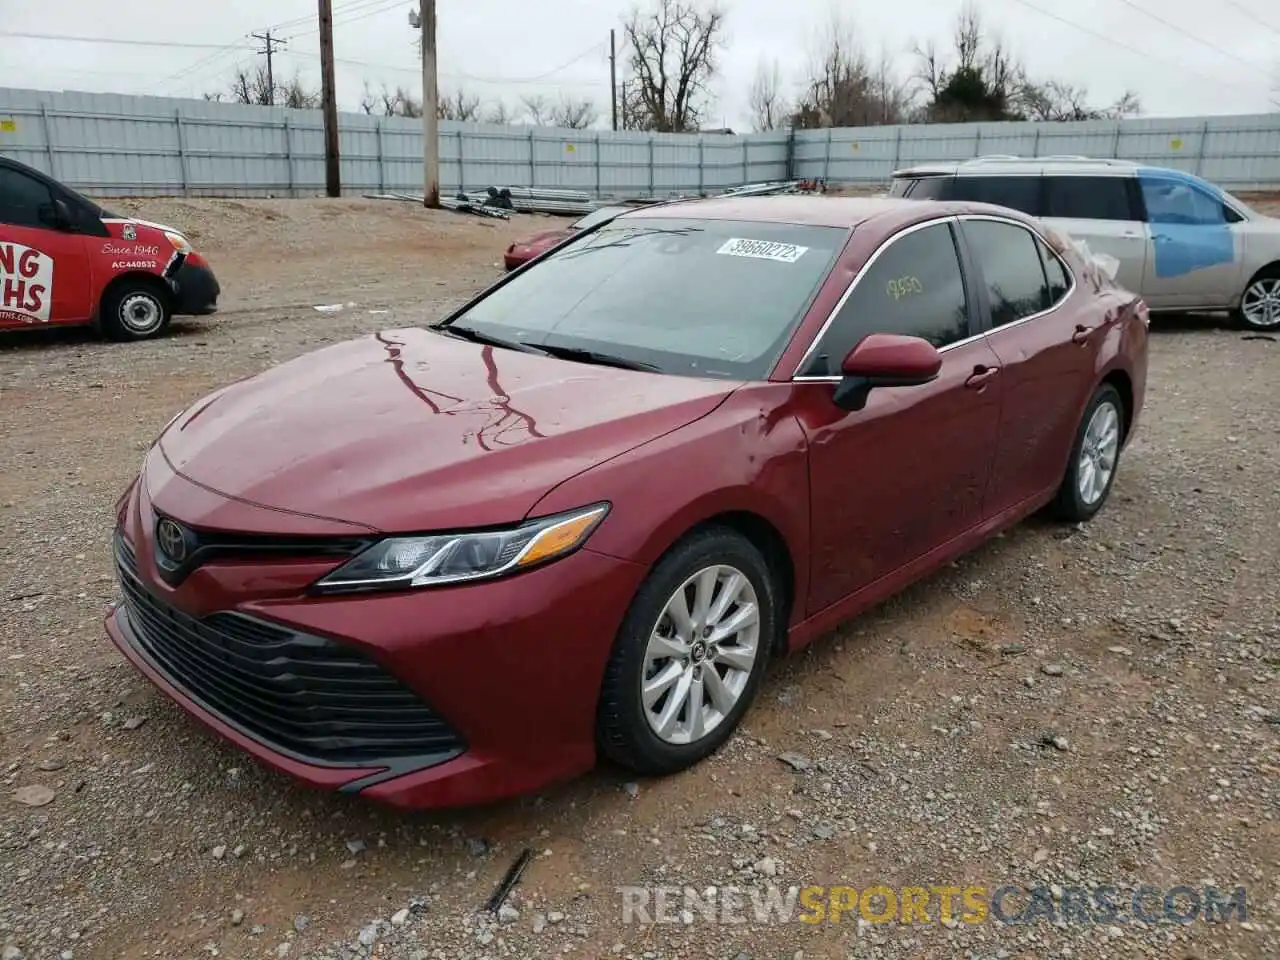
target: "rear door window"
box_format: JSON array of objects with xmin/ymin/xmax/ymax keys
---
[
  {"xmin": 961, "ymin": 219, "xmax": 1051, "ymax": 328},
  {"xmin": 1043, "ymin": 176, "xmax": 1135, "ymax": 221},
  {"xmin": 947, "ymin": 176, "xmax": 1042, "ymax": 215}
]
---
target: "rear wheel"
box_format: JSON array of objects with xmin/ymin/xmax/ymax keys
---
[
  {"xmin": 1234, "ymin": 266, "xmax": 1280, "ymax": 332},
  {"xmin": 596, "ymin": 528, "xmax": 779, "ymax": 775},
  {"xmin": 100, "ymin": 279, "xmax": 172, "ymax": 341},
  {"xmin": 1049, "ymin": 383, "xmax": 1125, "ymax": 523}
]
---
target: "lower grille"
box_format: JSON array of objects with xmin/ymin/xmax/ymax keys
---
[{"xmin": 113, "ymin": 533, "xmax": 464, "ymax": 766}]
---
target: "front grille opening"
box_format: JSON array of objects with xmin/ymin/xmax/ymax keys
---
[{"xmin": 113, "ymin": 535, "xmax": 464, "ymax": 766}]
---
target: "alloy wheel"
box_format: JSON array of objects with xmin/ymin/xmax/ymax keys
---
[
  {"xmin": 1240, "ymin": 277, "xmax": 1280, "ymax": 329},
  {"xmin": 1077, "ymin": 400, "xmax": 1120, "ymax": 506},
  {"xmin": 641, "ymin": 564, "xmax": 760, "ymax": 745}
]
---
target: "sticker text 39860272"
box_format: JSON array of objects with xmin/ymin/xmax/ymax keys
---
[
  {"xmin": 0, "ymin": 242, "xmax": 54, "ymax": 323},
  {"xmin": 716, "ymin": 238, "xmax": 810, "ymax": 263}
]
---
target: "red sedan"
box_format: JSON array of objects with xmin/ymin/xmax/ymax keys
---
[
  {"xmin": 107, "ymin": 196, "xmax": 1148, "ymax": 809},
  {"xmin": 503, "ymin": 204, "xmax": 634, "ymax": 270}
]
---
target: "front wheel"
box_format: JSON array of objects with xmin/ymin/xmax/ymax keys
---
[
  {"xmin": 100, "ymin": 280, "xmax": 172, "ymax": 341},
  {"xmin": 1048, "ymin": 383, "xmax": 1125, "ymax": 523},
  {"xmin": 596, "ymin": 528, "xmax": 779, "ymax": 776},
  {"xmin": 1234, "ymin": 268, "xmax": 1280, "ymax": 332}
]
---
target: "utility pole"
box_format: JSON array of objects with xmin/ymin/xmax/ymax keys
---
[
  {"xmin": 318, "ymin": 0, "xmax": 340, "ymax": 197},
  {"xmin": 250, "ymin": 29, "xmax": 286, "ymax": 105},
  {"xmin": 417, "ymin": 0, "xmax": 439, "ymax": 207},
  {"xmin": 609, "ymin": 29, "xmax": 618, "ymax": 132}
]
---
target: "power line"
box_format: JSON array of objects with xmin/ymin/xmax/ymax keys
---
[
  {"xmin": 268, "ymin": 0, "xmax": 394, "ymax": 34},
  {"xmin": 154, "ymin": 41, "xmax": 251, "ymax": 92},
  {"xmin": 282, "ymin": 0, "xmax": 409, "ymax": 42},
  {"xmin": 276, "ymin": 48, "xmax": 608, "ymax": 88},
  {"xmin": 1005, "ymin": 0, "xmax": 1271, "ymax": 98},
  {"xmin": 1223, "ymin": 0, "xmax": 1280, "ymax": 35},
  {"xmin": 1105, "ymin": 0, "xmax": 1274, "ymax": 79},
  {"xmin": 0, "ymin": 30, "xmax": 254, "ymax": 51}
]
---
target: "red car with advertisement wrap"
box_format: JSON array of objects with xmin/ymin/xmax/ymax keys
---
[{"xmin": 0, "ymin": 156, "xmax": 219, "ymax": 340}]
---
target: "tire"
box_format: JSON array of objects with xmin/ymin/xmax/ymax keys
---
[
  {"xmin": 596, "ymin": 527, "xmax": 780, "ymax": 776},
  {"xmin": 100, "ymin": 279, "xmax": 172, "ymax": 342},
  {"xmin": 1233, "ymin": 265, "xmax": 1280, "ymax": 332},
  {"xmin": 1048, "ymin": 383, "xmax": 1126, "ymax": 523}
]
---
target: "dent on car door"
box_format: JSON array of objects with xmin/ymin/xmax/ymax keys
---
[
  {"xmin": 0, "ymin": 165, "xmax": 93, "ymax": 326},
  {"xmin": 1136, "ymin": 171, "xmax": 1243, "ymax": 309},
  {"xmin": 1042, "ymin": 175, "xmax": 1148, "ymax": 299},
  {"xmin": 791, "ymin": 219, "xmax": 1004, "ymax": 616},
  {"xmin": 958, "ymin": 216, "xmax": 1093, "ymax": 514}
]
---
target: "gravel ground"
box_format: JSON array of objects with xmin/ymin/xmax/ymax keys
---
[{"xmin": 1, "ymin": 198, "xmax": 1277, "ymax": 960}]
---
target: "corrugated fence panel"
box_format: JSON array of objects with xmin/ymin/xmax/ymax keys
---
[{"xmin": 4, "ymin": 87, "xmax": 1280, "ymax": 197}]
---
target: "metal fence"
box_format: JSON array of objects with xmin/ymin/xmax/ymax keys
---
[{"xmin": 3, "ymin": 86, "xmax": 1280, "ymax": 198}]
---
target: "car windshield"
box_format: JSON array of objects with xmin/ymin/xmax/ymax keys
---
[{"xmin": 444, "ymin": 216, "xmax": 848, "ymax": 380}]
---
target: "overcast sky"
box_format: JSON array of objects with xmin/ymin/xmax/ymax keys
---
[{"xmin": 2, "ymin": 0, "xmax": 1278, "ymax": 126}]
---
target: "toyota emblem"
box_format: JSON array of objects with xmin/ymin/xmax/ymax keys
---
[{"xmin": 155, "ymin": 518, "xmax": 189, "ymax": 564}]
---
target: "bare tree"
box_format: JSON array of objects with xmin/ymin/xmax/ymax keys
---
[
  {"xmin": 520, "ymin": 94, "xmax": 551, "ymax": 125},
  {"xmin": 228, "ymin": 65, "xmax": 274, "ymax": 106},
  {"xmin": 792, "ymin": 13, "xmax": 903, "ymax": 128},
  {"xmin": 912, "ymin": 4, "xmax": 1027, "ymax": 122},
  {"xmin": 437, "ymin": 89, "xmax": 482, "ymax": 121},
  {"xmin": 550, "ymin": 95, "xmax": 598, "ymax": 129},
  {"xmin": 486, "ymin": 100, "xmax": 517, "ymax": 124},
  {"xmin": 213, "ymin": 64, "xmax": 317, "ymax": 109},
  {"xmin": 359, "ymin": 82, "xmax": 377, "ymax": 115},
  {"xmin": 277, "ymin": 73, "xmax": 320, "ymax": 110},
  {"xmin": 748, "ymin": 58, "xmax": 788, "ymax": 131},
  {"xmin": 1020, "ymin": 80, "xmax": 1141, "ymax": 121},
  {"xmin": 377, "ymin": 84, "xmax": 423, "ymax": 118},
  {"xmin": 622, "ymin": 0, "xmax": 726, "ymax": 132}
]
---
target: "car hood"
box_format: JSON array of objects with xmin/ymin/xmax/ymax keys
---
[{"xmin": 157, "ymin": 327, "xmax": 741, "ymax": 532}]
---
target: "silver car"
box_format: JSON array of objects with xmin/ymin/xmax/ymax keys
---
[{"xmin": 889, "ymin": 156, "xmax": 1280, "ymax": 330}]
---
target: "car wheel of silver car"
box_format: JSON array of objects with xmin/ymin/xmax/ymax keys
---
[
  {"xmin": 1049, "ymin": 382, "xmax": 1126, "ymax": 524},
  {"xmin": 597, "ymin": 527, "xmax": 779, "ymax": 775},
  {"xmin": 1235, "ymin": 267, "xmax": 1280, "ymax": 331},
  {"xmin": 100, "ymin": 279, "xmax": 173, "ymax": 342}
]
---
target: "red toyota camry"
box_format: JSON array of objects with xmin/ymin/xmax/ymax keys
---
[{"xmin": 107, "ymin": 196, "xmax": 1148, "ymax": 809}]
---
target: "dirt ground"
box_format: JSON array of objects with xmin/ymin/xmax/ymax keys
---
[{"xmin": 0, "ymin": 197, "xmax": 1277, "ymax": 960}]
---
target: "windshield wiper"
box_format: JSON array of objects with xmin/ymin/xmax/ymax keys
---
[
  {"xmin": 528, "ymin": 343, "xmax": 662, "ymax": 372},
  {"xmin": 439, "ymin": 324, "xmax": 548, "ymax": 355}
]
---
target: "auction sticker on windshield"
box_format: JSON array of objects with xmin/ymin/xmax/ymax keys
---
[{"xmin": 716, "ymin": 238, "xmax": 809, "ymax": 263}]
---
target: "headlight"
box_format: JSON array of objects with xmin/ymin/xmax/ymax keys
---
[
  {"xmin": 164, "ymin": 231, "xmax": 192, "ymax": 255},
  {"xmin": 312, "ymin": 503, "xmax": 609, "ymax": 594}
]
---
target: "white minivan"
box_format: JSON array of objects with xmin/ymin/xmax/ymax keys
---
[{"xmin": 890, "ymin": 156, "xmax": 1280, "ymax": 330}]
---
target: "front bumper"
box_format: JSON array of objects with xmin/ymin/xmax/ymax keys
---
[
  {"xmin": 170, "ymin": 261, "xmax": 220, "ymax": 315},
  {"xmin": 106, "ymin": 469, "xmax": 647, "ymax": 809}
]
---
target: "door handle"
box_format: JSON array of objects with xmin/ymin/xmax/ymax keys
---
[
  {"xmin": 964, "ymin": 365, "xmax": 999, "ymax": 389},
  {"xmin": 1072, "ymin": 324, "xmax": 1096, "ymax": 345}
]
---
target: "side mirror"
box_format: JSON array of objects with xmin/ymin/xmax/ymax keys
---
[{"xmin": 832, "ymin": 333, "xmax": 942, "ymax": 411}]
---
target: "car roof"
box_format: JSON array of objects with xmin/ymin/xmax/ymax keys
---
[
  {"xmin": 893, "ymin": 156, "xmax": 1142, "ymax": 178},
  {"xmin": 613, "ymin": 195, "xmax": 1054, "ymax": 237},
  {"xmin": 618, "ymin": 195, "xmax": 937, "ymax": 229}
]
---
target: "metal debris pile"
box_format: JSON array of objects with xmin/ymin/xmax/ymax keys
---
[{"xmin": 363, "ymin": 178, "xmax": 827, "ymax": 220}]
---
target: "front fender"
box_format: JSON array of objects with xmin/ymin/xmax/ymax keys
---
[{"xmin": 526, "ymin": 385, "xmax": 812, "ymax": 628}]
